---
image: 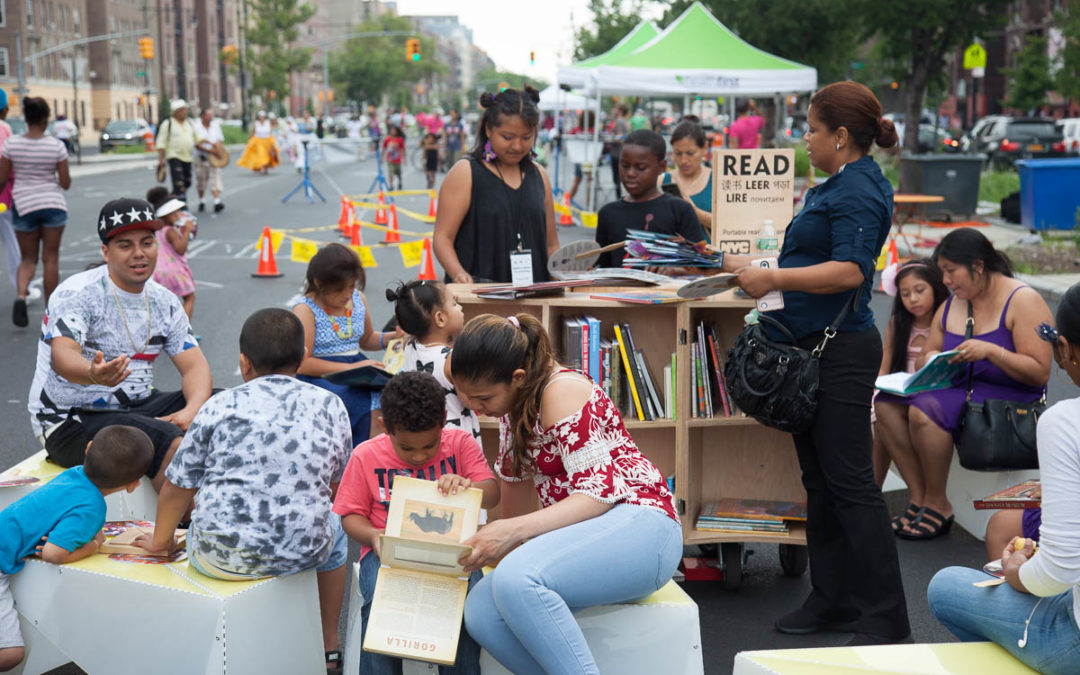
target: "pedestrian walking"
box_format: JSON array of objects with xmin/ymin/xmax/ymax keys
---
[
  {"xmin": 0, "ymin": 97, "xmax": 70, "ymax": 327},
  {"xmin": 195, "ymin": 107, "xmax": 227, "ymax": 213},
  {"xmin": 52, "ymin": 115, "xmax": 76, "ymax": 154},
  {"xmin": 237, "ymin": 111, "xmax": 280, "ymax": 175},
  {"xmin": 155, "ymin": 99, "xmax": 215, "ymax": 202},
  {"xmin": 0, "ymin": 88, "xmax": 18, "ymax": 291},
  {"xmin": 382, "ymin": 126, "xmax": 405, "ymax": 191},
  {"xmin": 723, "ymin": 81, "xmax": 910, "ymax": 644}
]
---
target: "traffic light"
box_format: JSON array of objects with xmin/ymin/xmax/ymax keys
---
[
  {"xmin": 406, "ymin": 38, "xmax": 421, "ymax": 62},
  {"xmin": 530, "ymin": 50, "xmax": 535, "ymax": 66},
  {"xmin": 498, "ymin": 82, "xmax": 509, "ymax": 92},
  {"xmin": 138, "ymin": 37, "xmax": 154, "ymax": 60}
]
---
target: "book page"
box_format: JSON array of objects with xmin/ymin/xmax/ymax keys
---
[
  {"xmin": 363, "ymin": 567, "xmax": 468, "ymax": 666},
  {"xmin": 876, "ymin": 350, "xmax": 963, "ymax": 395},
  {"xmin": 384, "ymin": 476, "xmax": 482, "ymax": 543}
]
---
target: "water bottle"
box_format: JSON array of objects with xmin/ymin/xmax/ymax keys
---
[{"xmin": 757, "ymin": 219, "xmax": 778, "ymax": 252}]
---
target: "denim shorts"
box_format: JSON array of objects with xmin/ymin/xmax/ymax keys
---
[
  {"xmin": 316, "ymin": 512, "xmax": 348, "ymax": 572},
  {"xmin": 12, "ymin": 206, "xmax": 67, "ymax": 233}
]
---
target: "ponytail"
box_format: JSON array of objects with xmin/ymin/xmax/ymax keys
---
[{"xmin": 450, "ymin": 312, "xmax": 555, "ymax": 475}]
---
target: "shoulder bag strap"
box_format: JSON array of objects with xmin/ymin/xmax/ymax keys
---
[
  {"xmin": 963, "ymin": 301, "xmax": 975, "ymax": 402},
  {"xmin": 811, "ymin": 286, "xmax": 863, "ymax": 357}
]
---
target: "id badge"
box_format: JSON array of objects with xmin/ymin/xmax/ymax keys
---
[{"xmin": 510, "ymin": 249, "xmax": 534, "ymax": 286}]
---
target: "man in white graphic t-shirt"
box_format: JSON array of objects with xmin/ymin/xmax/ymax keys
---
[{"xmin": 27, "ymin": 197, "xmax": 212, "ymax": 489}]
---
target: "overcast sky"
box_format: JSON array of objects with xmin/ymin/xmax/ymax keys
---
[{"xmin": 394, "ymin": 0, "xmax": 665, "ymax": 83}]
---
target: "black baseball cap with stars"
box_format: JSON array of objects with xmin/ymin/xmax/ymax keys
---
[{"xmin": 97, "ymin": 198, "xmax": 164, "ymax": 243}]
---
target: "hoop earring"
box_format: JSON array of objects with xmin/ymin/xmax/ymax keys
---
[{"xmin": 483, "ymin": 140, "xmax": 496, "ymax": 163}]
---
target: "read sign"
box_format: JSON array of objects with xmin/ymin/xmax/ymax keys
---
[{"xmin": 712, "ymin": 148, "xmax": 796, "ymax": 254}]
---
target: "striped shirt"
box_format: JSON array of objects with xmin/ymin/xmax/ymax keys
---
[{"xmin": 0, "ymin": 135, "xmax": 68, "ymax": 215}]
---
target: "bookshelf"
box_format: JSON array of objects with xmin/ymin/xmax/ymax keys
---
[{"xmin": 452, "ymin": 284, "xmax": 809, "ymax": 577}]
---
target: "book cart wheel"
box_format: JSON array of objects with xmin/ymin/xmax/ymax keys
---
[
  {"xmin": 721, "ymin": 542, "xmax": 744, "ymax": 590},
  {"xmin": 778, "ymin": 544, "xmax": 808, "ymax": 578}
]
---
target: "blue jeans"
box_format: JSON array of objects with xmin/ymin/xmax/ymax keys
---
[
  {"xmin": 464, "ymin": 504, "xmax": 682, "ymax": 675},
  {"xmin": 928, "ymin": 566, "xmax": 1080, "ymax": 675},
  {"xmin": 358, "ymin": 551, "xmax": 482, "ymax": 675}
]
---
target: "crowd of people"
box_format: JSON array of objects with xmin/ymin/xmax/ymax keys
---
[{"xmin": 2, "ymin": 78, "xmax": 1079, "ymax": 675}]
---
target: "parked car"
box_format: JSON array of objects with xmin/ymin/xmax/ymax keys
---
[
  {"xmin": 4, "ymin": 117, "xmax": 28, "ymax": 135},
  {"xmin": 966, "ymin": 116, "xmax": 1066, "ymax": 168},
  {"xmin": 1058, "ymin": 117, "xmax": 1080, "ymax": 156},
  {"xmin": 916, "ymin": 124, "xmax": 955, "ymax": 154},
  {"xmin": 99, "ymin": 118, "xmax": 153, "ymax": 152}
]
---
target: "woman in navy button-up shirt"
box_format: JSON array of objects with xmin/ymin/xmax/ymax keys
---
[{"xmin": 722, "ymin": 81, "xmax": 910, "ymax": 644}]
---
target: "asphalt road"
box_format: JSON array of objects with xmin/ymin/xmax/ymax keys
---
[{"xmin": 0, "ymin": 147, "xmax": 1075, "ymax": 673}]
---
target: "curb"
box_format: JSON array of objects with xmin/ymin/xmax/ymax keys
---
[{"xmin": 1017, "ymin": 274, "xmax": 1073, "ymax": 302}]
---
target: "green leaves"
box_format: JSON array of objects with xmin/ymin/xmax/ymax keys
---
[
  {"xmin": 245, "ymin": 0, "xmax": 316, "ymax": 100},
  {"xmin": 574, "ymin": 0, "xmax": 646, "ymax": 61},
  {"xmin": 1003, "ymin": 36, "xmax": 1053, "ymax": 113}
]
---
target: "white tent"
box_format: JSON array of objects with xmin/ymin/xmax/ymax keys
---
[{"xmin": 537, "ymin": 85, "xmax": 596, "ymax": 112}]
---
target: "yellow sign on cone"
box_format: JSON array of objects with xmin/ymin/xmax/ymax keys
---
[
  {"xmin": 350, "ymin": 245, "xmax": 377, "ymax": 268},
  {"xmin": 290, "ymin": 238, "xmax": 320, "ymax": 264},
  {"xmin": 255, "ymin": 229, "xmax": 286, "ymax": 254},
  {"xmin": 399, "ymin": 239, "xmax": 425, "ymax": 268}
]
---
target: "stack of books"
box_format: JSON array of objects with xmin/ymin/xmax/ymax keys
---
[
  {"xmin": 621, "ymin": 230, "xmax": 724, "ymax": 269},
  {"xmin": 695, "ymin": 498, "xmax": 808, "ymax": 536},
  {"xmin": 691, "ymin": 322, "xmax": 735, "ymax": 418},
  {"xmin": 562, "ymin": 316, "xmax": 674, "ymax": 421}
]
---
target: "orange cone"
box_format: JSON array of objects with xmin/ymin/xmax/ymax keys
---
[
  {"xmin": 350, "ymin": 219, "xmax": 364, "ymax": 247},
  {"xmin": 427, "ymin": 191, "xmax": 437, "ymax": 218},
  {"xmin": 252, "ymin": 227, "xmax": 283, "ymax": 278},
  {"xmin": 558, "ymin": 193, "xmax": 573, "ymax": 226},
  {"xmin": 418, "ymin": 238, "xmax": 437, "ymax": 280},
  {"xmin": 374, "ymin": 192, "xmax": 388, "ymax": 226},
  {"xmin": 384, "ymin": 204, "xmax": 401, "ymax": 244},
  {"xmin": 337, "ymin": 196, "xmax": 350, "ymax": 233}
]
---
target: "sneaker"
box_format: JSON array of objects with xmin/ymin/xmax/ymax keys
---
[
  {"xmin": 12, "ymin": 298, "xmax": 28, "ymax": 327},
  {"xmin": 198, "ymin": 202, "xmax": 205, "ymax": 213},
  {"xmin": 214, "ymin": 203, "xmax": 224, "ymax": 213}
]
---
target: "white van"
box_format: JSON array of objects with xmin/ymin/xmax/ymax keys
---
[{"xmin": 1059, "ymin": 118, "xmax": 1080, "ymax": 156}]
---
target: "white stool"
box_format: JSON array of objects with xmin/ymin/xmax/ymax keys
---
[{"xmin": 734, "ymin": 642, "xmax": 1038, "ymax": 674}]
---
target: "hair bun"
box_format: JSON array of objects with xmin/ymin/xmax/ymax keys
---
[
  {"xmin": 479, "ymin": 92, "xmax": 497, "ymax": 109},
  {"xmin": 876, "ymin": 117, "xmax": 899, "ymax": 149},
  {"xmin": 385, "ymin": 288, "xmax": 399, "ymax": 302},
  {"xmin": 523, "ymin": 85, "xmax": 540, "ymax": 104}
]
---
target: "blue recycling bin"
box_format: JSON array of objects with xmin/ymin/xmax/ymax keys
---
[{"xmin": 1016, "ymin": 158, "xmax": 1080, "ymax": 230}]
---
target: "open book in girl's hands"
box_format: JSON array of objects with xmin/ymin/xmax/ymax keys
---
[{"xmin": 875, "ymin": 350, "xmax": 966, "ymax": 396}]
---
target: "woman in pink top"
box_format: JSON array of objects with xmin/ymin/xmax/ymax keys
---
[
  {"xmin": 728, "ymin": 98, "xmax": 765, "ymax": 149},
  {"xmin": 451, "ymin": 313, "xmax": 681, "ymax": 675}
]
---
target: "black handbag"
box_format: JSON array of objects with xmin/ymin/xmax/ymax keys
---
[
  {"xmin": 956, "ymin": 302, "xmax": 1045, "ymax": 471},
  {"xmin": 725, "ymin": 289, "xmax": 860, "ymax": 434}
]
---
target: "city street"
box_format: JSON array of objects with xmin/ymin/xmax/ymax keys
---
[{"xmin": 5, "ymin": 147, "xmax": 1064, "ymax": 673}]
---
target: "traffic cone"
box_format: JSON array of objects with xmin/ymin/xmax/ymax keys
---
[
  {"xmin": 350, "ymin": 219, "xmax": 364, "ymax": 247},
  {"xmin": 418, "ymin": 238, "xmax": 437, "ymax": 280},
  {"xmin": 384, "ymin": 204, "xmax": 401, "ymax": 244},
  {"xmin": 558, "ymin": 193, "xmax": 574, "ymax": 226},
  {"xmin": 427, "ymin": 191, "xmax": 437, "ymax": 218},
  {"xmin": 252, "ymin": 227, "xmax": 283, "ymax": 278},
  {"xmin": 337, "ymin": 196, "xmax": 350, "ymax": 233},
  {"xmin": 374, "ymin": 192, "xmax": 388, "ymax": 226}
]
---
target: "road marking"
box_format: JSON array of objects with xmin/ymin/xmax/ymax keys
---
[
  {"xmin": 316, "ymin": 166, "xmax": 347, "ymax": 198},
  {"xmin": 225, "ymin": 243, "xmax": 233, "ymax": 254},
  {"xmin": 232, "ymin": 242, "xmax": 256, "ymax": 259},
  {"xmin": 186, "ymin": 239, "xmax": 218, "ymax": 257},
  {"xmin": 195, "ymin": 279, "xmax": 225, "ymax": 288}
]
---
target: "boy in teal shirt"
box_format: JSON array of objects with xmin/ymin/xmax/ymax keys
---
[{"xmin": 0, "ymin": 425, "xmax": 152, "ymax": 671}]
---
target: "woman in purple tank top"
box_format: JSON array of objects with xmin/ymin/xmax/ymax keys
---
[{"xmin": 875, "ymin": 230, "xmax": 1052, "ymax": 540}]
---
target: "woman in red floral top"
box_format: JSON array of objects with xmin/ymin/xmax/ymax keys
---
[{"xmin": 451, "ymin": 313, "xmax": 681, "ymax": 674}]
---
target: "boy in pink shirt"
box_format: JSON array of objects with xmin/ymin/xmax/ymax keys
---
[
  {"xmin": 334, "ymin": 370, "xmax": 498, "ymax": 674},
  {"xmin": 728, "ymin": 98, "xmax": 765, "ymax": 149}
]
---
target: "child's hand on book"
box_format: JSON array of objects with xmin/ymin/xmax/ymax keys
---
[
  {"xmin": 134, "ymin": 530, "xmax": 177, "ymax": 555},
  {"xmin": 437, "ymin": 474, "xmax": 472, "ymax": 497}
]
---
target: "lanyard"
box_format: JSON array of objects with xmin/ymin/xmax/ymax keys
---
[{"xmin": 493, "ymin": 161, "xmax": 527, "ymax": 252}]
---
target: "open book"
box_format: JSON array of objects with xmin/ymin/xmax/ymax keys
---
[
  {"xmin": 363, "ymin": 476, "xmax": 481, "ymax": 666},
  {"xmin": 875, "ymin": 350, "xmax": 966, "ymax": 396}
]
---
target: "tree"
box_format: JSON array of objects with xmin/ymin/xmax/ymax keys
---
[
  {"xmin": 474, "ymin": 68, "xmax": 549, "ymax": 98},
  {"xmin": 1003, "ymin": 35, "xmax": 1053, "ymax": 113},
  {"xmin": 573, "ymin": 0, "xmax": 646, "ymax": 61},
  {"xmin": 330, "ymin": 15, "xmax": 444, "ymax": 109},
  {"xmin": 662, "ymin": 0, "xmax": 870, "ymax": 83},
  {"xmin": 245, "ymin": 0, "xmax": 316, "ymax": 102},
  {"xmin": 865, "ymin": 0, "xmax": 1010, "ymax": 158},
  {"xmin": 1053, "ymin": 2, "xmax": 1080, "ymax": 107}
]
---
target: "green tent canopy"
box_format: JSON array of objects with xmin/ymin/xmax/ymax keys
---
[
  {"xmin": 590, "ymin": 2, "xmax": 817, "ymax": 95},
  {"xmin": 557, "ymin": 21, "xmax": 660, "ymax": 89}
]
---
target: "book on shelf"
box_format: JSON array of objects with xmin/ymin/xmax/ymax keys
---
[
  {"xmin": 584, "ymin": 316, "xmax": 600, "ymax": 382},
  {"xmin": 614, "ymin": 324, "xmax": 647, "ymax": 421},
  {"xmin": 875, "ymin": 350, "xmax": 966, "ymax": 396},
  {"xmin": 973, "ymin": 480, "xmax": 1042, "ymax": 510},
  {"xmin": 589, "ymin": 290, "xmax": 686, "ymax": 304},
  {"xmin": 706, "ymin": 326, "xmax": 732, "ymax": 417},
  {"xmin": 700, "ymin": 498, "xmax": 809, "ymax": 523},
  {"xmin": 697, "ymin": 325, "xmax": 714, "ymax": 418},
  {"xmin": 363, "ymin": 476, "xmax": 482, "ymax": 666},
  {"xmin": 670, "ymin": 353, "xmax": 677, "ymax": 420},
  {"xmin": 663, "ymin": 363, "xmax": 672, "ymax": 420}
]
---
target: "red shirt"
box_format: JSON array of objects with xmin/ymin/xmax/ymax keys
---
[
  {"xmin": 496, "ymin": 376, "xmax": 679, "ymax": 523},
  {"xmin": 333, "ymin": 427, "xmax": 495, "ymax": 559},
  {"xmin": 382, "ymin": 136, "xmax": 405, "ymax": 165}
]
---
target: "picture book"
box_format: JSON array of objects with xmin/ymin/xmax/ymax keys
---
[
  {"xmin": 98, "ymin": 520, "xmax": 187, "ymax": 557},
  {"xmin": 700, "ymin": 499, "xmax": 808, "ymax": 523},
  {"xmin": 973, "ymin": 480, "xmax": 1042, "ymax": 510},
  {"xmin": 589, "ymin": 290, "xmax": 686, "ymax": 304},
  {"xmin": 875, "ymin": 351, "xmax": 966, "ymax": 396},
  {"xmin": 364, "ymin": 476, "xmax": 482, "ymax": 666},
  {"xmin": 325, "ymin": 364, "xmax": 395, "ymax": 388},
  {"xmin": 473, "ymin": 279, "xmax": 598, "ymax": 300}
]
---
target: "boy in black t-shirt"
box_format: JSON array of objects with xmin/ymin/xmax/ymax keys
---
[{"xmin": 595, "ymin": 129, "xmax": 708, "ymax": 268}]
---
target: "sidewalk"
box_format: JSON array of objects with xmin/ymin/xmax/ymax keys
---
[{"xmin": 68, "ymin": 144, "xmax": 247, "ymax": 179}]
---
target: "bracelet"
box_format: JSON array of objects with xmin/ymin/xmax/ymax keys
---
[
  {"xmin": 379, "ymin": 333, "xmax": 385, "ymax": 349},
  {"xmin": 87, "ymin": 361, "xmax": 100, "ymax": 385}
]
